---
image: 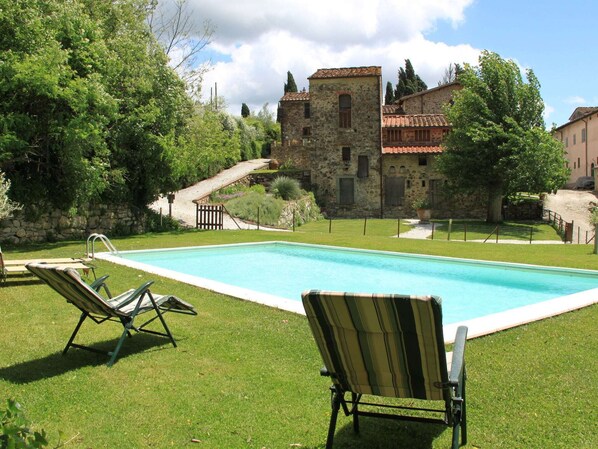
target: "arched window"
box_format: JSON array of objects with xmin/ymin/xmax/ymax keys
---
[{"xmin": 339, "ymin": 94, "xmax": 351, "ymax": 128}]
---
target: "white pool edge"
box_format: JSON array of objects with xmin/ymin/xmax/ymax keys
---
[{"xmin": 96, "ymin": 242, "xmax": 598, "ymax": 343}]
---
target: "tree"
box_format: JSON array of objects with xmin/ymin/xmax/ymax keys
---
[
  {"xmin": 395, "ymin": 59, "xmax": 427, "ymax": 99},
  {"xmin": 0, "ymin": 171, "xmax": 21, "ymax": 220},
  {"xmin": 241, "ymin": 103, "xmax": 250, "ymax": 118},
  {"xmin": 284, "ymin": 71, "xmax": 298, "ymax": 93},
  {"xmin": 384, "ymin": 81, "xmax": 395, "ymax": 105},
  {"xmin": 437, "ymin": 51, "xmax": 569, "ymax": 222},
  {"xmin": 438, "ymin": 63, "xmax": 463, "ymax": 86},
  {"xmin": 147, "ymin": 0, "xmax": 214, "ymax": 98}
]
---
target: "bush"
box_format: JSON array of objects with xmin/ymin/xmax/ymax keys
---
[
  {"xmin": 0, "ymin": 399, "xmax": 50, "ymax": 449},
  {"xmin": 224, "ymin": 191, "xmax": 284, "ymax": 226},
  {"xmin": 270, "ymin": 176, "xmax": 301, "ymax": 200}
]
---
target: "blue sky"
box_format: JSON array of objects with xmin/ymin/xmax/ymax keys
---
[
  {"xmin": 427, "ymin": 0, "xmax": 598, "ymax": 126},
  {"xmin": 160, "ymin": 0, "xmax": 597, "ymax": 127}
]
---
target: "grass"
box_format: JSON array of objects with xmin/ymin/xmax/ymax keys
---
[
  {"xmin": 427, "ymin": 219, "xmax": 562, "ymax": 242},
  {"xmin": 1, "ymin": 228, "xmax": 597, "ymax": 448}
]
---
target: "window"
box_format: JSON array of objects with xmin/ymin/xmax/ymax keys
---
[
  {"xmin": 357, "ymin": 156, "xmax": 369, "ymax": 178},
  {"xmin": 339, "ymin": 94, "xmax": 351, "ymax": 128},
  {"xmin": 422, "ymin": 180, "xmax": 426, "ymax": 188},
  {"xmin": 385, "ymin": 128, "xmax": 402, "ymax": 143},
  {"xmin": 565, "ymin": 137, "xmax": 569, "ymax": 147},
  {"xmin": 302, "ymin": 127, "xmax": 311, "ymax": 136},
  {"xmin": 415, "ymin": 129, "xmax": 431, "ymax": 141},
  {"xmin": 304, "ymin": 102, "xmax": 311, "ymax": 118},
  {"xmin": 339, "ymin": 178, "xmax": 354, "ymax": 205},
  {"xmin": 573, "ymin": 133, "xmax": 576, "ymax": 145},
  {"xmin": 418, "ymin": 155, "xmax": 428, "ymax": 166},
  {"xmin": 342, "ymin": 147, "xmax": 351, "ymax": 162},
  {"xmin": 578, "ymin": 157, "xmax": 581, "ymax": 167},
  {"xmin": 582, "ymin": 128, "xmax": 586, "ymax": 143}
]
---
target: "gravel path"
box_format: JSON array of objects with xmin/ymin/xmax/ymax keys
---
[
  {"xmin": 150, "ymin": 159, "xmax": 277, "ymax": 229},
  {"xmin": 543, "ymin": 189, "xmax": 597, "ymax": 234}
]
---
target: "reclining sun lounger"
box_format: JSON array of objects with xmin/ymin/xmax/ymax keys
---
[
  {"xmin": 302, "ymin": 290, "xmax": 468, "ymax": 449},
  {"xmin": 27, "ymin": 263, "xmax": 197, "ymax": 366}
]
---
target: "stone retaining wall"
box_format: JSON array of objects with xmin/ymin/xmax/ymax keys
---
[{"xmin": 0, "ymin": 204, "xmax": 142, "ymax": 244}]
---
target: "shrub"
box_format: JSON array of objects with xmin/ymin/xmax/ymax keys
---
[
  {"xmin": 270, "ymin": 176, "xmax": 301, "ymax": 200},
  {"xmin": 0, "ymin": 171, "xmax": 22, "ymax": 220},
  {"xmin": 224, "ymin": 191, "xmax": 284, "ymax": 226},
  {"xmin": 0, "ymin": 399, "xmax": 50, "ymax": 449}
]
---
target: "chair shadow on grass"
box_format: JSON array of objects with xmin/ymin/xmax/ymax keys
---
[
  {"xmin": 309, "ymin": 417, "xmax": 445, "ymax": 449},
  {"xmin": 0, "ymin": 334, "xmax": 174, "ymax": 383}
]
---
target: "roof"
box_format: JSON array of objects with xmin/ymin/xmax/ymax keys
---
[
  {"xmin": 382, "ymin": 145, "xmax": 443, "ymax": 155},
  {"xmin": 309, "ymin": 66, "xmax": 382, "ymax": 80},
  {"xmin": 569, "ymin": 107, "xmax": 598, "ymax": 121},
  {"xmin": 280, "ymin": 91, "xmax": 310, "ymax": 102},
  {"xmin": 554, "ymin": 106, "xmax": 598, "ymax": 131},
  {"xmin": 383, "ymin": 114, "xmax": 449, "ymax": 128},
  {"xmin": 383, "ymin": 105, "xmax": 404, "ymax": 114}
]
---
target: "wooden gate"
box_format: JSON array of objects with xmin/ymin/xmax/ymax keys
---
[{"xmin": 196, "ymin": 204, "xmax": 224, "ymax": 230}]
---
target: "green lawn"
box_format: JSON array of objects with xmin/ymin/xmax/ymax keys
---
[{"xmin": 1, "ymin": 229, "xmax": 597, "ymax": 448}]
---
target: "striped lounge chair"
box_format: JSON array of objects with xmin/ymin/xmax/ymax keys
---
[
  {"xmin": 302, "ymin": 290, "xmax": 468, "ymax": 449},
  {"xmin": 27, "ymin": 263, "xmax": 197, "ymax": 367}
]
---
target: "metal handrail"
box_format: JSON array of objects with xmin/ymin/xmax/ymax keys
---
[{"xmin": 86, "ymin": 233, "xmax": 118, "ymax": 259}]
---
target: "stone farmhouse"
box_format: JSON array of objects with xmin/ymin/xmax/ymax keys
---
[
  {"xmin": 553, "ymin": 107, "xmax": 598, "ymax": 187},
  {"xmin": 273, "ymin": 66, "xmax": 482, "ymax": 218}
]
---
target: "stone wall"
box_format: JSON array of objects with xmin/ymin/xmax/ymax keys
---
[
  {"xmin": 0, "ymin": 204, "xmax": 143, "ymax": 244},
  {"xmin": 309, "ymin": 71, "xmax": 383, "ymax": 218},
  {"xmin": 381, "ymin": 153, "xmax": 486, "ymax": 219},
  {"xmin": 399, "ymin": 83, "xmax": 461, "ymax": 114},
  {"xmin": 270, "ymin": 141, "xmax": 311, "ymax": 170}
]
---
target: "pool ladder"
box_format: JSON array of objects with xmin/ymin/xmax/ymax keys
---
[{"xmin": 86, "ymin": 233, "xmax": 119, "ymax": 259}]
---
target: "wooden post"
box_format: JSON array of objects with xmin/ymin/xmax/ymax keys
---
[
  {"xmin": 257, "ymin": 207, "xmax": 260, "ymax": 231},
  {"xmin": 529, "ymin": 225, "xmax": 533, "ymax": 244},
  {"xmin": 496, "ymin": 225, "xmax": 500, "ymax": 243},
  {"xmin": 594, "ymin": 224, "xmax": 598, "ymax": 254},
  {"xmin": 292, "ymin": 209, "xmax": 296, "ymax": 232},
  {"xmin": 329, "ymin": 218, "xmax": 332, "ymax": 233},
  {"xmin": 431, "ymin": 222, "xmax": 435, "ymax": 240},
  {"xmin": 397, "ymin": 217, "xmax": 400, "ymax": 238},
  {"xmin": 464, "ymin": 223, "xmax": 467, "ymax": 242},
  {"xmin": 363, "ymin": 216, "xmax": 367, "ymax": 236},
  {"xmin": 447, "ymin": 219, "xmax": 452, "ymax": 241}
]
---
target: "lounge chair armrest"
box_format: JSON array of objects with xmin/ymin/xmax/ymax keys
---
[
  {"xmin": 449, "ymin": 326, "xmax": 468, "ymax": 385},
  {"xmin": 114, "ymin": 281, "xmax": 155, "ymax": 310},
  {"xmin": 90, "ymin": 275, "xmax": 110, "ymax": 291}
]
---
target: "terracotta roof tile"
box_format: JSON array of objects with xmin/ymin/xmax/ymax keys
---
[
  {"xmin": 383, "ymin": 114, "xmax": 449, "ymax": 128},
  {"xmin": 280, "ymin": 91, "xmax": 310, "ymax": 102},
  {"xmin": 309, "ymin": 66, "xmax": 382, "ymax": 79},
  {"xmin": 382, "ymin": 145, "xmax": 444, "ymax": 155},
  {"xmin": 383, "ymin": 105, "xmax": 404, "ymax": 114}
]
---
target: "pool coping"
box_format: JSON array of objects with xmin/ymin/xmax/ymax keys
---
[{"xmin": 96, "ymin": 241, "xmax": 598, "ymax": 343}]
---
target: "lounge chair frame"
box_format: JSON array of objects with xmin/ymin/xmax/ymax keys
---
[
  {"xmin": 26, "ymin": 263, "xmax": 197, "ymax": 366},
  {"xmin": 302, "ymin": 290, "xmax": 467, "ymax": 449}
]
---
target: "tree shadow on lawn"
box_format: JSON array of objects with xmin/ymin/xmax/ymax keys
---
[
  {"xmin": 308, "ymin": 416, "xmax": 446, "ymax": 449},
  {"xmin": 0, "ymin": 334, "xmax": 172, "ymax": 383}
]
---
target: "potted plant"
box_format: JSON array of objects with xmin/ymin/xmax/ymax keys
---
[{"xmin": 412, "ymin": 197, "xmax": 432, "ymax": 223}]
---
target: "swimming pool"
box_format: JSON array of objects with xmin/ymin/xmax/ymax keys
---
[{"xmin": 97, "ymin": 241, "xmax": 598, "ymax": 340}]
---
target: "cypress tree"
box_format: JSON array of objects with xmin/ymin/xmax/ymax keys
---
[
  {"xmin": 241, "ymin": 103, "xmax": 250, "ymax": 117},
  {"xmin": 384, "ymin": 81, "xmax": 395, "ymax": 105},
  {"xmin": 284, "ymin": 71, "xmax": 298, "ymax": 93},
  {"xmin": 395, "ymin": 59, "xmax": 427, "ymax": 99}
]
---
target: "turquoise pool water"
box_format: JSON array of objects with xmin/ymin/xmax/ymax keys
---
[{"xmin": 114, "ymin": 242, "xmax": 598, "ymax": 324}]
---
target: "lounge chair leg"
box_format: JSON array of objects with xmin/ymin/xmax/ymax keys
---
[
  {"xmin": 326, "ymin": 390, "xmax": 342, "ymax": 449},
  {"xmin": 107, "ymin": 321, "xmax": 133, "ymax": 367},
  {"xmin": 149, "ymin": 295, "xmax": 177, "ymax": 348},
  {"xmin": 352, "ymin": 392, "xmax": 360, "ymax": 433},
  {"xmin": 64, "ymin": 312, "xmax": 88, "ymax": 355},
  {"xmin": 461, "ymin": 371, "xmax": 467, "ymax": 445}
]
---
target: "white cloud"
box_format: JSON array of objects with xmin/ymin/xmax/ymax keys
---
[
  {"xmin": 157, "ymin": 0, "xmax": 480, "ymax": 115},
  {"xmin": 565, "ymin": 96, "xmax": 587, "ymax": 105}
]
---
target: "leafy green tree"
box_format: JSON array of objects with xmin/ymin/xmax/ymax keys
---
[
  {"xmin": 0, "ymin": 0, "xmax": 194, "ymax": 210},
  {"xmin": 284, "ymin": 71, "xmax": 298, "ymax": 93},
  {"xmin": 437, "ymin": 51, "xmax": 569, "ymax": 222},
  {"xmin": 395, "ymin": 59, "xmax": 427, "ymax": 99},
  {"xmin": 384, "ymin": 81, "xmax": 395, "ymax": 105},
  {"xmin": 241, "ymin": 103, "xmax": 250, "ymax": 117}
]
